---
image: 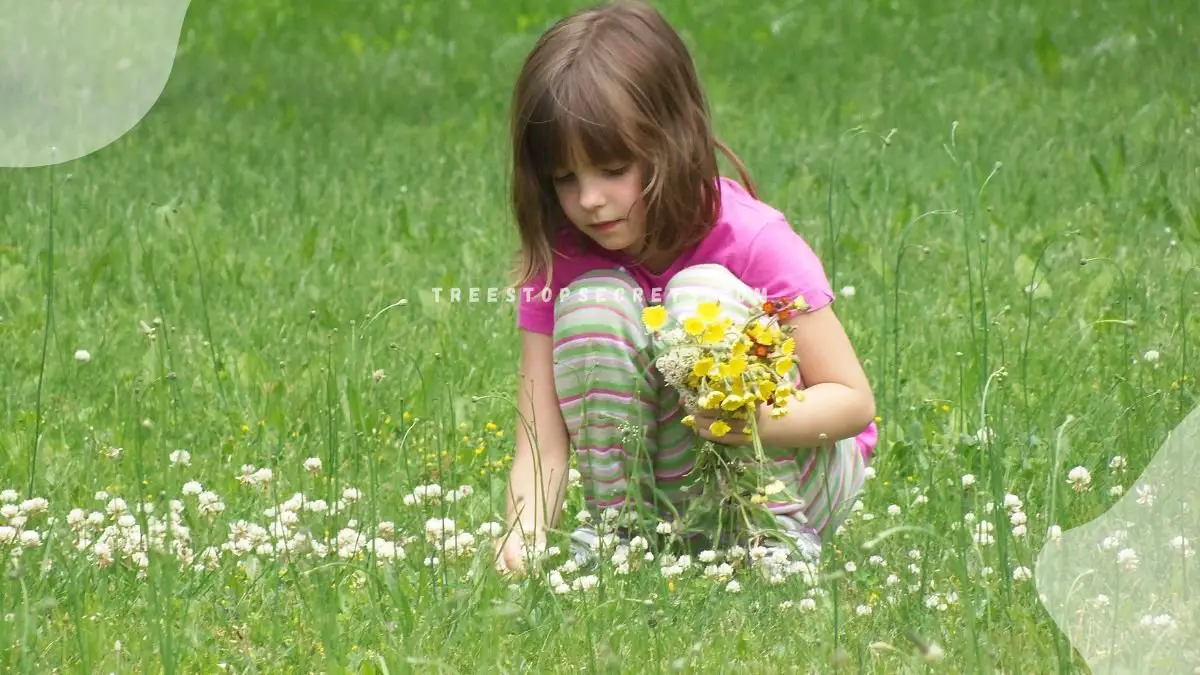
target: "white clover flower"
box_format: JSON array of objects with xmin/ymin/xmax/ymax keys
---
[
  {"xmin": 1142, "ymin": 349, "xmax": 1160, "ymax": 363},
  {"xmin": 698, "ymin": 549, "xmax": 718, "ymax": 564},
  {"xmin": 576, "ymin": 509, "xmax": 593, "ymax": 524},
  {"xmin": 798, "ymin": 598, "xmax": 816, "ymax": 612},
  {"xmin": 1067, "ymin": 466, "xmax": 1092, "ymax": 492},
  {"xmin": 655, "ymin": 520, "xmax": 673, "ymax": 534},
  {"xmin": 1013, "ymin": 566, "xmax": 1032, "ymax": 581},
  {"xmin": 961, "ymin": 474, "xmax": 976, "ymax": 488},
  {"xmin": 75, "ymin": 349, "xmax": 92, "ymax": 362},
  {"xmin": 1109, "ymin": 455, "xmax": 1126, "ymax": 471},
  {"xmin": 887, "ymin": 504, "xmax": 902, "ymax": 517},
  {"xmin": 1012, "ymin": 525, "xmax": 1027, "ymax": 537},
  {"xmin": 1117, "ymin": 548, "xmax": 1140, "ymax": 572},
  {"xmin": 1110, "ymin": 485, "xmax": 1124, "ymax": 497},
  {"xmin": 304, "ymin": 457, "xmax": 322, "ymax": 473},
  {"xmin": 855, "ymin": 604, "xmax": 872, "ymax": 616},
  {"xmin": 0, "ymin": 490, "xmax": 16, "ymax": 503},
  {"xmin": 181, "ymin": 481, "xmax": 203, "ymax": 496},
  {"xmin": 1047, "ymin": 525, "xmax": 1062, "ymax": 543},
  {"xmin": 1136, "ymin": 484, "xmax": 1155, "ymax": 506},
  {"xmin": 169, "ymin": 450, "xmax": 191, "ymax": 467},
  {"xmin": 725, "ymin": 580, "xmax": 741, "ymax": 593},
  {"xmin": 1010, "ymin": 510, "xmax": 1027, "ymax": 526},
  {"xmin": 1004, "ymin": 493, "xmax": 1022, "ymax": 510},
  {"xmin": 20, "ymin": 498, "xmax": 48, "ymax": 515},
  {"xmin": 844, "ymin": 561, "xmax": 857, "ymax": 573}
]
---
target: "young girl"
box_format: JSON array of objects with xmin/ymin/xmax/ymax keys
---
[{"xmin": 496, "ymin": 0, "xmax": 878, "ymax": 573}]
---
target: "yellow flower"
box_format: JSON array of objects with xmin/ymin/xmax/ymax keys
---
[
  {"xmin": 719, "ymin": 356, "xmax": 747, "ymax": 378},
  {"xmin": 681, "ymin": 414, "xmax": 695, "ymax": 428},
  {"xmin": 732, "ymin": 339, "xmax": 750, "ymax": 358},
  {"xmin": 773, "ymin": 358, "xmax": 793, "ymax": 377},
  {"xmin": 780, "ymin": 337, "xmax": 795, "ymax": 355},
  {"xmin": 697, "ymin": 301, "xmax": 722, "ymax": 322},
  {"xmin": 703, "ymin": 391, "xmax": 726, "ymax": 409},
  {"xmin": 692, "ymin": 358, "xmax": 714, "ymax": 378},
  {"xmin": 792, "ymin": 296, "xmax": 809, "ymax": 311},
  {"xmin": 720, "ymin": 394, "xmax": 743, "ymax": 411},
  {"xmin": 683, "ymin": 317, "xmax": 706, "ymax": 336},
  {"xmin": 643, "ymin": 305, "xmax": 668, "ymax": 332},
  {"xmin": 770, "ymin": 405, "xmax": 788, "ymax": 419},
  {"xmin": 708, "ymin": 420, "xmax": 731, "ymax": 437},
  {"xmin": 701, "ymin": 322, "xmax": 726, "ymax": 345},
  {"xmin": 776, "ymin": 384, "xmax": 794, "ymax": 399}
]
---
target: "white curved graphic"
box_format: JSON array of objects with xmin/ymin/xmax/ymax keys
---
[
  {"xmin": 0, "ymin": 0, "xmax": 192, "ymax": 167},
  {"xmin": 1036, "ymin": 403, "xmax": 1200, "ymax": 673}
]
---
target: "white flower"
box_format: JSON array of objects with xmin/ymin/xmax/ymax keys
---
[
  {"xmin": 1004, "ymin": 493, "xmax": 1023, "ymax": 510},
  {"xmin": 1010, "ymin": 510, "xmax": 1027, "ymax": 526},
  {"xmin": 1012, "ymin": 525, "xmax": 1027, "ymax": 537},
  {"xmin": 798, "ymin": 598, "xmax": 816, "ymax": 612},
  {"xmin": 1142, "ymin": 349, "xmax": 1160, "ymax": 363},
  {"xmin": 0, "ymin": 490, "xmax": 16, "ymax": 503},
  {"xmin": 304, "ymin": 457, "xmax": 322, "ymax": 473},
  {"xmin": 961, "ymin": 474, "xmax": 976, "ymax": 488},
  {"xmin": 887, "ymin": 504, "xmax": 902, "ymax": 517},
  {"xmin": 855, "ymin": 604, "xmax": 872, "ymax": 616},
  {"xmin": 576, "ymin": 509, "xmax": 593, "ymax": 524},
  {"xmin": 1110, "ymin": 485, "xmax": 1124, "ymax": 497},
  {"xmin": 698, "ymin": 549, "xmax": 718, "ymax": 563},
  {"xmin": 725, "ymin": 580, "xmax": 741, "ymax": 593},
  {"xmin": 844, "ymin": 561, "xmax": 857, "ymax": 573},
  {"xmin": 181, "ymin": 481, "xmax": 203, "ymax": 496},
  {"xmin": 1108, "ymin": 455, "xmax": 1126, "ymax": 471},
  {"xmin": 1117, "ymin": 548, "xmax": 1139, "ymax": 572},
  {"xmin": 1013, "ymin": 566, "xmax": 1032, "ymax": 581},
  {"xmin": 840, "ymin": 285, "xmax": 856, "ymax": 298},
  {"xmin": 1047, "ymin": 525, "xmax": 1062, "ymax": 543},
  {"xmin": 169, "ymin": 450, "xmax": 191, "ymax": 467},
  {"xmin": 1067, "ymin": 466, "xmax": 1092, "ymax": 492},
  {"xmin": 20, "ymin": 498, "xmax": 48, "ymax": 514},
  {"xmin": 74, "ymin": 349, "xmax": 92, "ymax": 362},
  {"xmin": 1135, "ymin": 484, "xmax": 1155, "ymax": 506},
  {"xmin": 912, "ymin": 493, "xmax": 929, "ymax": 506},
  {"xmin": 655, "ymin": 521, "xmax": 673, "ymax": 535}
]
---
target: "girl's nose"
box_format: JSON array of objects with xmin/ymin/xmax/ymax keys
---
[{"xmin": 578, "ymin": 179, "xmax": 605, "ymax": 211}]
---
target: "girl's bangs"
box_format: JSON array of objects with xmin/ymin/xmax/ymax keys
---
[{"xmin": 525, "ymin": 73, "xmax": 639, "ymax": 177}]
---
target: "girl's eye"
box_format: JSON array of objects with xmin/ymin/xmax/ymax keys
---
[
  {"xmin": 551, "ymin": 173, "xmax": 574, "ymax": 184},
  {"xmin": 603, "ymin": 165, "xmax": 629, "ymax": 177}
]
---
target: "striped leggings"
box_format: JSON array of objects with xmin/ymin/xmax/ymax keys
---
[{"xmin": 552, "ymin": 263, "xmax": 868, "ymax": 543}]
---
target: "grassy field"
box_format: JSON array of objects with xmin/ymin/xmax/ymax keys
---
[{"xmin": 2, "ymin": 0, "xmax": 1199, "ymax": 671}]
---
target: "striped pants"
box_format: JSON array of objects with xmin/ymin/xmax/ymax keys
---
[{"xmin": 552, "ymin": 263, "xmax": 868, "ymax": 546}]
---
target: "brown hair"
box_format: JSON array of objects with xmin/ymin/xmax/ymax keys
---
[{"xmin": 508, "ymin": 0, "xmax": 755, "ymax": 289}]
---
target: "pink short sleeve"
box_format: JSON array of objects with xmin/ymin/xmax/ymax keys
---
[
  {"xmin": 516, "ymin": 273, "xmax": 555, "ymax": 335},
  {"xmin": 737, "ymin": 218, "xmax": 836, "ymax": 311}
]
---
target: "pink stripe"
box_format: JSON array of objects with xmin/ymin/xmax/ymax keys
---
[
  {"xmin": 554, "ymin": 333, "xmax": 638, "ymax": 354},
  {"xmin": 560, "ymin": 389, "xmax": 643, "ymax": 408}
]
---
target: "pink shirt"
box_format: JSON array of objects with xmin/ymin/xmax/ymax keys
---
[{"xmin": 517, "ymin": 177, "xmax": 878, "ymax": 458}]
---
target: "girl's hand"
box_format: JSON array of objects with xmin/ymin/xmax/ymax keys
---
[{"xmin": 691, "ymin": 411, "xmax": 755, "ymax": 446}]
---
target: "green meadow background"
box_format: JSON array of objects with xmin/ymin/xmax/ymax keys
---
[{"xmin": 1, "ymin": 0, "xmax": 1198, "ymax": 672}]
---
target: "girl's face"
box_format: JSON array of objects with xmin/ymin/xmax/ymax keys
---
[{"xmin": 551, "ymin": 157, "xmax": 649, "ymax": 259}]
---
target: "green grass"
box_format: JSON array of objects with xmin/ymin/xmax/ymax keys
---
[{"xmin": 2, "ymin": 0, "xmax": 1199, "ymax": 671}]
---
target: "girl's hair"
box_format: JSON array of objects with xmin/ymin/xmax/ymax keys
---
[{"xmin": 508, "ymin": 0, "xmax": 755, "ymax": 289}]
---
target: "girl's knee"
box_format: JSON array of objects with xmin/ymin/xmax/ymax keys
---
[
  {"xmin": 663, "ymin": 264, "xmax": 758, "ymax": 312},
  {"xmin": 552, "ymin": 268, "xmax": 648, "ymax": 339}
]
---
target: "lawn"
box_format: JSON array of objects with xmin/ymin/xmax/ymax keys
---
[{"xmin": 1, "ymin": 0, "xmax": 1198, "ymax": 672}]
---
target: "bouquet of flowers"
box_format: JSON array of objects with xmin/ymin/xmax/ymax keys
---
[{"xmin": 641, "ymin": 295, "xmax": 809, "ymax": 548}]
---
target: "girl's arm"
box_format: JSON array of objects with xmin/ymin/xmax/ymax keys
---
[
  {"xmin": 504, "ymin": 329, "xmax": 571, "ymax": 545},
  {"xmin": 762, "ymin": 304, "xmax": 876, "ymax": 446}
]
